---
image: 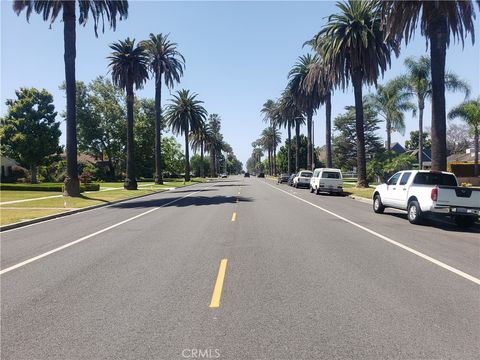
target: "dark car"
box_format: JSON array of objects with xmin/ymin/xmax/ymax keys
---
[
  {"xmin": 277, "ymin": 173, "xmax": 290, "ymax": 184},
  {"xmin": 258, "ymin": 172, "xmax": 265, "ymax": 178},
  {"xmin": 244, "ymin": 172, "xmax": 250, "ymax": 177},
  {"xmin": 287, "ymin": 174, "xmax": 296, "ymax": 186}
]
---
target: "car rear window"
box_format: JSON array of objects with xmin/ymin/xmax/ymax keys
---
[
  {"xmin": 321, "ymin": 171, "xmax": 340, "ymax": 179},
  {"xmin": 412, "ymin": 172, "xmax": 457, "ymax": 186},
  {"xmin": 300, "ymin": 172, "xmax": 312, "ymax": 177}
]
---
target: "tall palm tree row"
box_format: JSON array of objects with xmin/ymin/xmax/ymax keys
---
[
  {"xmin": 261, "ymin": 99, "xmax": 280, "ymax": 175},
  {"xmin": 398, "ymin": 56, "xmax": 470, "ymax": 169},
  {"xmin": 13, "ymin": 0, "xmax": 129, "ymax": 196},
  {"xmin": 365, "ymin": 79, "xmax": 416, "ymax": 151},
  {"xmin": 108, "ymin": 38, "xmax": 149, "ymax": 190},
  {"xmin": 381, "ymin": 0, "xmax": 479, "ymax": 171},
  {"xmin": 190, "ymin": 124, "xmax": 209, "ymax": 178},
  {"xmin": 314, "ymin": 0, "xmax": 399, "ymax": 187},
  {"xmin": 288, "ymin": 53, "xmax": 322, "ymax": 171},
  {"xmin": 164, "ymin": 90, "xmax": 207, "ymax": 181},
  {"xmin": 140, "ymin": 33, "xmax": 185, "ymax": 185},
  {"xmin": 448, "ymin": 98, "xmax": 480, "ymax": 177}
]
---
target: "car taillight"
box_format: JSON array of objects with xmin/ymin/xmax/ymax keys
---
[{"xmin": 431, "ymin": 188, "xmax": 438, "ymax": 201}]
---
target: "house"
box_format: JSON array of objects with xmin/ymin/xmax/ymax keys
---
[
  {"xmin": 1, "ymin": 156, "xmax": 19, "ymax": 178},
  {"xmin": 389, "ymin": 142, "xmax": 406, "ymax": 155},
  {"xmin": 447, "ymin": 148, "xmax": 479, "ymax": 184},
  {"xmin": 405, "ymin": 149, "xmax": 432, "ymax": 169}
]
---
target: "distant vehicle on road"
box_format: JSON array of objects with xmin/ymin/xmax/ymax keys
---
[
  {"xmin": 293, "ymin": 170, "xmax": 313, "ymax": 188},
  {"xmin": 277, "ymin": 173, "xmax": 290, "ymax": 184},
  {"xmin": 373, "ymin": 170, "xmax": 480, "ymax": 227},
  {"xmin": 220, "ymin": 173, "xmax": 228, "ymax": 178},
  {"xmin": 287, "ymin": 174, "xmax": 296, "ymax": 186},
  {"xmin": 258, "ymin": 173, "xmax": 265, "ymax": 178},
  {"xmin": 310, "ymin": 168, "xmax": 343, "ymax": 195},
  {"xmin": 244, "ymin": 172, "xmax": 250, "ymax": 178}
]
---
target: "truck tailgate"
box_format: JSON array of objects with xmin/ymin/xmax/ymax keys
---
[{"xmin": 436, "ymin": 186, "xmax": 480, "ymax": 208}]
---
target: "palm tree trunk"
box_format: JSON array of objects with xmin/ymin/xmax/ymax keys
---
[
  {"xmin": 418, "ymin": 99, "xmax": 425, "ymax": 169},
  {"xmin": 62, "ymin": 1, "xmax": 80, "ymax": 197},
  {"xmin": 124, "ymin": 82, "xmax": 137, "ymax": 190},
  {"xmin": 325, "ymin": 92, "xmax": 332, "ymax": 168},
  {"xmin": 30, "ymin": 164, "xmax": 37, "ymax": 184},
  {"xmin": 210, "ymin": 150, "xmax": 215, "ymax": 177},
  {"xmin": 268, "ymin": 149, "xmax": 271, "ymax": 175},
  {"xmin": 306, "ymin": 110, "xmax": 313, "ymax": 170},
  {"xmin": 287, "ymin": 124, "xmax": 292, "ymax": 174},
  {"xmin": 273, "ymin": 123, "xmax": 277, "ymax": 176},
  {"xmin": 386, "ymin": 119, "xmax": 392, "ymax": 151},
  {"xmin": 200, "ymin": 138, "xmax": 205, "ymax": 178},
  {"xmin": 185, "ymin": 123, "xmax": 191, "ymax": 182},
  {"xmin": 352, "ymin": 69, "xmax": 368, "ymax": 188},
  {"xmin": 430, "ymin": 17, "xmax": 448, "ymax": 171},
  {"xmin": 295, "ymin": 120, "xmax": 300, "ymax": 172},
  {"xmin": 154, "ymin": 75, "xmax": 164, "ymax": 184},
  {"xmin": 474, "ymin": 127, "xmax": 479, "ymax": 177}
]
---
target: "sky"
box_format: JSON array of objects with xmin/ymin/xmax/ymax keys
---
[{"xmin": 1, "ymin": 0, "xmax": 479, "ymax": 168}]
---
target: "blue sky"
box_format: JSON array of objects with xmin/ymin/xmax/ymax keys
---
[{"xmin": 1, "ymin": 1, "xmax": 479, "ymax": 167}]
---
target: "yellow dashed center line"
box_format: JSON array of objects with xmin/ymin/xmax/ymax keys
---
[
  {"xmin": 231, "ymin": 212, "xmax": 237, "ymax": 222},
  {"xmin": 209, "ymin": 259, "xmax": 228, "ymax": 308}
]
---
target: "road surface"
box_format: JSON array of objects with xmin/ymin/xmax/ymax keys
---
[{"xmin": 1, "ymin": 176, "xmax": 479, "ymax": 359}]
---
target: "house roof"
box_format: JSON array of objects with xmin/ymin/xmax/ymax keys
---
[{"xmin": 447, "ymin": 151, "xmax": 477, "ymax": 163}]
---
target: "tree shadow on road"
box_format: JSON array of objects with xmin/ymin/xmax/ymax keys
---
[{"xmin": 109, "ymin": 195, "xmax": 253, "ymax": 209}]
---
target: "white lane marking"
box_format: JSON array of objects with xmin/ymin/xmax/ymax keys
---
[
  {"xmin": 0, "ymin": 185, "xmax": 215, "ymax": 275},
  {"xmin": 263, "ymin": 181, "xmax": 480, "ymax": 286}
]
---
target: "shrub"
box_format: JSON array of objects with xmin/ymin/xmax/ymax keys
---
[{"xmin": 0, "ymin": 182, "xmax": 100, "ymax": 192}]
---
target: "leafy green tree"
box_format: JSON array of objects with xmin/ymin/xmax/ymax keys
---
[
  {"xmin": 333, "ymin": 104, "xmax": 384, "ymax": 172},
  {"xmin": 365, "ymin": 79, "xmax": 416, "ymax": 150},
  {"xmin": 13, "ymin": 0, "xmax": 128, "ymax": 196},
  {"xmin": 0, "ymin": 88, "xmax": 62, "ymax": 183},
  {"xmin": 315, "ymin": 0, "xmax": 399, "ymax": 187},
  {"xmin": 134, "ymin": 98, "xmax": 156, "ymax": 178},
  {"xmin": 448, "ymin": 98, "xmax": 480, "ymax": 176},
  {"xmin": 382, "ymin": 0, "xmax": 479, "ymax": 171},
  {"xmin": 288, "ymin": 53, "xmax": 322, "ymax": 170},
  {"xmin": 165, "ymin": 90, "xmax": 207, "ymax": 181},
  {"xmin": 190, "ymin": 124, "xmax": 209, "ymax": 178},
  {"xmin": 108, "ymin": 38, "xmax": 149, "ymax": 190},
  {"xmin": 447, "ymin": 123, "xmax": 472, "ymax": 155},
  {"xmin": 397, "ymin": 56, "xmax": 470, "ymax": 168},
  {"xmin": 140, "ymin": 33, "xmax": 185, "ymax": 184},
  {"xmin": 405, "ymin": 130, "xmax": 431, "ymax": 152},
  {"xmin": 162, "ymin": 136, "xmax": 185, "ymax": 176},
  {"xmin": 277, "ymin": 135, "xmax": 308, "ymax": 173},
  {"xmin": 190, "ymin": 154, "xmax": 209, "ymax": 177}
]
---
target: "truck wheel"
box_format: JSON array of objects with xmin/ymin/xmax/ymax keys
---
[
  {"xmin": 310, "ymin": 185, "xmax": 314, "ymax": 193},
  {"xmin": 316, "ymin": 188, "xmax": 321, "ymax": 195},
  {"xmin": 373, "ymin": 195, "xmax": 385, "ymax": 214},
  {"xmin": 454, "ymin": 216, "xmax": 476, "ymax": 228},
  {"xmin": 407, "ymin": 200, "xmax": 422, "ymax": 224}
]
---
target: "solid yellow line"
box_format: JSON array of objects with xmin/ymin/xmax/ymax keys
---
[
  {"xmin": 209, "ymin": 259, "xmax": 228, "ymax": 308},
  {"xmin": 231, "ymin": 212, "xmax": 237, "ymax": 221}
]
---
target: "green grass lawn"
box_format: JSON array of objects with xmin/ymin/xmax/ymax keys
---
[
  {"xmin": 343, "ymin": 186, "xmax": 374, "ymax": 199},
  {"xmin": 0, "ymin": 177, "xmax": 210, "ymax": 226}
]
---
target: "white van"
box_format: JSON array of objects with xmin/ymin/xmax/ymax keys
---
[{"xmin": 310, "ymin": 168, "xmax": 343, "ymax": 195}]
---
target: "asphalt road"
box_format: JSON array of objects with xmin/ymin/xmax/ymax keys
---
[{"xmin": 1, "ymin": 176, "xmax": 479, "ymax": 360}]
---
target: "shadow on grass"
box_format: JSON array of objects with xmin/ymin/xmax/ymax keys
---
[
  {"xmin": 110, "ymin": 195, "xmax": 253, "ymax": 209},
  {"xmin": 77, "ymin": 194, "xmax": 110, "ymax": 203},
  {"xmin": 385, "ymin": 212, "xmax": 480, "ymax": 234}
]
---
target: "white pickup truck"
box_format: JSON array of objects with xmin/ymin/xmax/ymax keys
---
[{"xmin": 372, "ymin": 170, "xmax": 480, "ymax": 227}]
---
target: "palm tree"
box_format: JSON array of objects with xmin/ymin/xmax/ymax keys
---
[
  {"xmin": 165, "ymin": 90, "xmax": 207, "ymax": 181},
  {"xmin": 190, "ymin": 123, "xmax": 208, "ymax": 177},
  {"xmin": 261, "ymin": 99, "xmax": 280, "ymax": 175},
  {"xmin": 288, "ymin": 54, "xmax": 322, "ymax": 171},
  {"xmin": 13, "ymin": 0, "xmax": 128, "ymax": 196},
  {"xmin": 278, "ymin": 89, "xmax": 304, "ymax": 173},
  {"xmin": 399, "ymin": 56, "xmax": 470, "ymax": 168},
  {"xmin": 448, "ymin": 98, "xmax": 480, "ymax": 176},
  {"xmin": 315, "ymin": 0, "xmax": 399, "ymax": 187},
  {"xmin": 259, "ymin": 127, "xmax": 281, "ymax": 175},
  {"xmin": 205, "ymin": 114, "xmax": 222, "ymax": 176},
  {"xmin": 366, "ymin": 79, "xmax": 416, "ymax": 151},
  {"xmin": 108, "ymin": 38, "xmax": 149, "ymax": 190},
  {"xmin": 140, "ymin": 33, "xmax": 185, "ymax": 185},
  {"xmin": 381, "ymin": 0, "xmax": 479, "ymax": 171}
]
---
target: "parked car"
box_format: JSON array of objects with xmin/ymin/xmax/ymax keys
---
[
  {"xmin": 293, "ymin": 170, "xmax": 313, "ymax": 188},
  {"xmin": 220, "ymin": 173, "xmax": 228, "ymax": 178},
  {"xmin": 258, "ymin": 173, "xmax": 265, "ymax": 178},
  {"xmin": 277, "ymin": 173, "xmax": 290, "ymax": 184},
  {"xmin": 244, "ymin": 172, "xmax": 250, "ymax": 178},
  {"xmin": 287, "ymin": 174, "xmax": 296, "ymax": 186},
  {"xmin": 310, "ymin": 168, "xmax": 343, "ymax": 195},
  {"xmin": 373, "ymin": 170, "xmax": 480, "ymax": 227}
]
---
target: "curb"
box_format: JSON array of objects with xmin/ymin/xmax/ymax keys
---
[{"xmin": 0, "ymin": 181, "xmax": 209, "ymax": 232}]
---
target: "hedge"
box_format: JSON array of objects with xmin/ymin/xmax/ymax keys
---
[{"xmin": 0, "ymin": 183, "xmax": 100, "ymax": 192}]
